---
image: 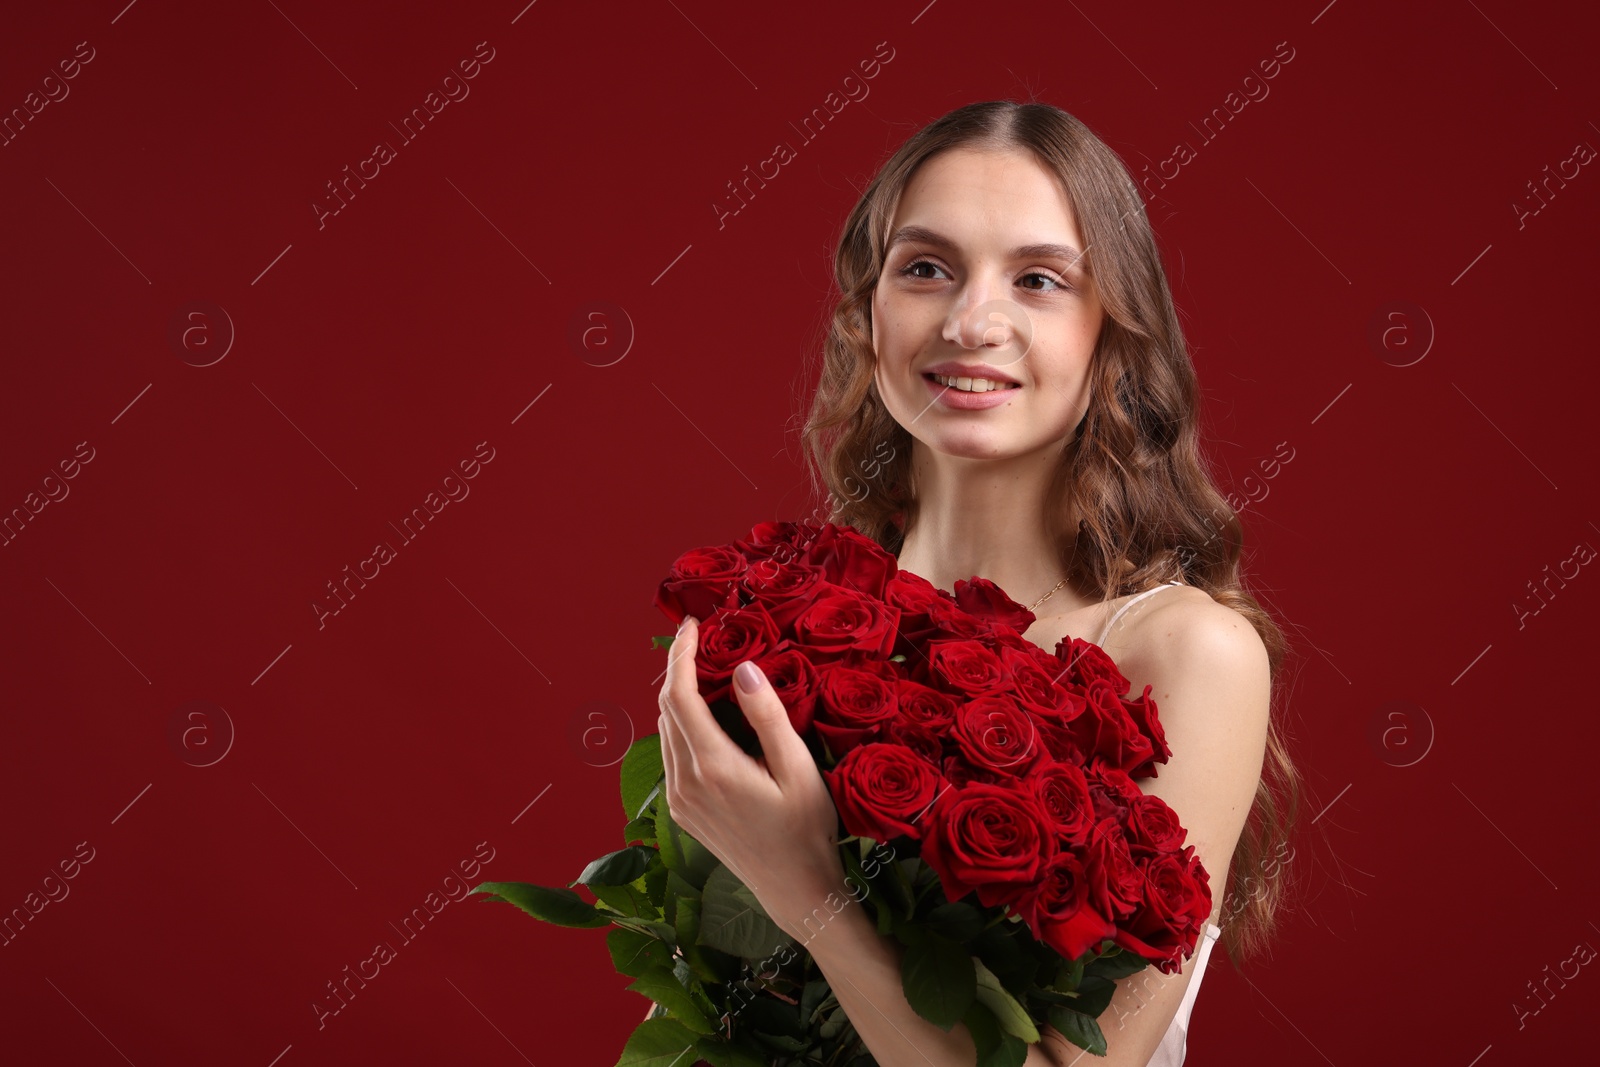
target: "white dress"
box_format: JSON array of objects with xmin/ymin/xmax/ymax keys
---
[{"xmin": 1095, "ymin": 581, "xmax": 1223, "ymax": 1066}]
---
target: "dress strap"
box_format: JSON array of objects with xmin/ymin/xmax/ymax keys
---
[{"xmin": 1096, "ymin": 580, "xmax": 1184, "ymax": 646}]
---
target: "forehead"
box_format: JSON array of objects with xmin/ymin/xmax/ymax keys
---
[{"xmin": 886, "ymin": 146, "xmax": 1083, "ymax": 250}]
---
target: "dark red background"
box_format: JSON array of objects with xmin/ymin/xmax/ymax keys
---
[{"xmin": 3, "ymin": 1, "xmax": 1596, "ymax": 1063}]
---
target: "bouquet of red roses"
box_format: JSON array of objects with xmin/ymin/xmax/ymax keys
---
[{"xmin": 472, "ymin": 520, "xmax": 1211, "ymax": 1067}]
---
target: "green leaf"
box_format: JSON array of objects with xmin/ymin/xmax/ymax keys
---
[
  {"xmin": 742, "ymin": 994, "xmax": 803, "ymax": 1038},
  {"xmin": 622, "ymin": 734, "xmax": 665, "ymax": 821},
  {"xmin": 614, "ymin": 1016, "xmax": 701, "ymax": 1067},
  {"xmin": 665, "ymin": 869, "xmax": 700, "ymax": 904},
  {"xmin": 673, "ymin": 892, "xmax": 701, "ymax": 956},
  {"xmin": 641, "ymin": 856, "xmax": 670, "ymax": 909},
  {"xmin": 751, "ymin": 1031, "xmax": 810, "ymax": 1054},
  {"xmin": 693, "ymin": 1036, "xmax": 770, "ymax": 1067},
  {"xmin": 885, "ymin": 855, "xmax": 916, "ymax": 917},
  {"xmin": 590, "ymin": 883, "xmax": 655, "ymax": 919},
  {"xmin": 1061, "ymin": 953, "xmax": 1086, "ymax": 991},
  {"xmin": 650, "ymin": 634, "xmax": 677, "ymax": 651},
  {"xmin": 607, "ymin": 926, "xmax": 675, "ymax": 978},
  {"xmin": 973, "ymin": 957, "xmax": 1039, "ymax": 1043},
  {"xmin": 632, "ymin": 919, "xmax": 678, "ymax": 943},
  {"xmin": 923, "ymin": 900, "xmax": 985, "ymax": 942},
  {"xmin": 876, "ymin": 896, "xmax": 896, "ymax": 937},
  {"xmin": 469, "ymin": 881, "xmax": 610, "ymax": 928},
  {"xmin": 665, "ymin": 955, "xmax": 723, "ymax": 1030},
  {"xmin": 971, "ymin": 924, "xmax": 1031, "ymax": 993},
  {"xmin": 626, "ymin": 964, "xmax": 716, "ymax": 1034},
  {"xmin": 1046, "ymin": 1005, "xmax": 1107, "ymax": 1057},
  {"xmin": 964, "ymin": 1000, "xmax": 1001, "ymax": 1061},
  {"xmin": 655, "ymin": 795, "xmax": 719, "ymax": 891},
  {"xmin": 1071, "ymin": 975, "xmax": 1117, "ymax": 1016},
  {"xmin": 1085, "ymin": 947, "xmax": 1147, "ymax": 982},
  {"xmin": 698, "ymin": 863, "xmax": 794, "ymax": 960},
  {"xmin": 985, "ymin": 1033, "xmax": 1029, "ymax": 1067},
  {"xmin": 622, "ymin": 815, "xmax": 658, "ymax": 846},
  {"xmin": 901, "ymin": 932, "xmax": 975, "ymax": 1030},
  {"xmin": 685, "ymin": 941, "xmax": 741, "ymax": 985},
  {"xmin": 800, "ymin": 978, "xmax": 830, "ymax": 1028},
  {"xmin": 964, "ymin": 1001, "xmax": 1028, "ymax": 1067},
  {"xmin": 576, "ymin": 845, "xmax": 656, "ymax": 888}
]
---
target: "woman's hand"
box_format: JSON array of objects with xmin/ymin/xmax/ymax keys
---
[{"xmin": 656, "ymin": 615, "xmax": 848, "ymax": 940}]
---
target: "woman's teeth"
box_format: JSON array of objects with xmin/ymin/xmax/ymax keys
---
[{"xmin": 931, "ymin": 374, "xmax": 1019, "ymax": 393}]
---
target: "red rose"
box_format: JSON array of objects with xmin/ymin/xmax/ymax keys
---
[
  {"xmin": 999, "ymin": 645, "xmax": 1079, "ymax": 720},
  {"xmin": 1015, "ymin": 851, "xmax": 1114, "ymax": 962},
  {"xmin": 885, "ymin": 720, "xmax": 945, "ymax": 766},
  {"xmin": 950, "ymin": 695, "xmax": 1043, "ymax": 776},
  {"xmin": 1113, "ymin": 845, "xmax": 1213, "ymax": 974},
  {"xmin": 952, "ymin": 576, "xmax": 1037, "ymax": 635},
  {"xmin": 885, "ymin": 569, "xmax": 949, "ymax": 617},
  {"xmin": 736, "ymin": 519, "xmax": 811, "ymax": 558},
  {"xmin": 1126, "ymin": 793, "xmax": 1186, "ymax": 856},
  {"xmin": 894, "ymin": 679, "xmax": 959, "ymax": 733},
  {"xmin": 1119, "ymin": 683, "xmax": 1171, "ymax": 779},
  {"xmin": 800, "ymin": 524, "xmax": 897, "ymax": 601},
  {"xmin": 927, "ymin": 639, "xmax": 1008, "ymax": 697},
  {"xmin": 1083, "ymin": 816, "xmax": 1145, "ymax": 922},
  {"xmin": 920, "ymin": 782, "xmax": 1057, "ymax": 909},
  {"xmin": 884, "ymin": 570, "xmax": 952, "ymax": 649},
  {"xmin": 939, "ymin": 752, "xmax": 1008, "ymax": 789},
  {"xmin": 792, "ymin": 586, "xmax": 900, "ymax": 663},
  {"xmin": 1085, "ymin": 763, "xmax": 1143, "ymax": 826},
  {"xmin": 736, "ymin": 521, "xmax": 854, "ymax": 591},
  {"xmin": 740, "ymin": 557, "xmax": 827, "ymax": 632},
  {"xmin": 1055, "ymin": 635, "xmax": 1130, "ymax": 694},
  {"xmin": 1032, "ymin": 686, "xmax": 1091, "ymax": 765},
  {"xmin": 812, "ymin": 662, "xmax": 899, "ymax": 760},
  {"xmin": 1025, "ymin": 759, "xmax": 1096, "ymax": 846},
  {"xmin": 1074, "ymin": 677, "xmax": 1156, "ymax": 776},
  {"xmin": 694, "ymin": 605, "xmax": 783, "ymax": 705},
  {"xmin": 922, "ymin": 599, "xmax": 999, "ymax": 646},
  {"xmin": 823, "ymin": 742, "xmax": 947, "ymax": 843},
  {"xmin": 754, "ymin": 645, "xmax": 820, "ymax": 736},
  {"xmin": 653, "ymin": 544, "xmax": 747, "ymax": 625}
]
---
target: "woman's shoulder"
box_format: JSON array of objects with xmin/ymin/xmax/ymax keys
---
[{"xmin": 1114, "ymin": 583, "xmax": 1268, "ymax": 684}]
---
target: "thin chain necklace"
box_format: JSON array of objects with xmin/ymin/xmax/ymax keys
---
[{"xmin": 1028, "ymin": 575, "xmax": 1069, "ymax": 613}]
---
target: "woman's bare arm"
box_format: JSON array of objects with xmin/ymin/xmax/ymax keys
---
[
  {"xmin": 804, "ymin": 897, "xmax": 1061, "ymax": 1066},
  {"xmin": 1035, "ymin": 590, "xmax": 1272, "ymax": 1066}
]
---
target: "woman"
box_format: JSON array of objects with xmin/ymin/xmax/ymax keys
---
[{"xmin": 657, "ymin": 100, "xmax": 1301, "ymax": 1066}]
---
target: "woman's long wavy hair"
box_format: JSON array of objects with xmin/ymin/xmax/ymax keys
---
[{"xmin": 795, "ymin": 100, "xmax": 1303, "ymax": 967}]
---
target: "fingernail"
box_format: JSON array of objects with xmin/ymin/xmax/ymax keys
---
[
  {"xmin": 677, "ymin": 615, "xmax": 695, "ymax": 634},
  {"xmin": 735, "ymin": 661, "xmax": 764, "ymax": 694}
]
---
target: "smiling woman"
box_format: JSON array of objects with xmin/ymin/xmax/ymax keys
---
[{"xmin": 788, "ymin": 99, "xmax": 1303, "ymax": 1065}]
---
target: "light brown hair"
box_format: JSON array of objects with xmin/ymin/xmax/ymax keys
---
[{"xmin": 796, "ymin": 100, "xmax": 1302, "ymax": 966}]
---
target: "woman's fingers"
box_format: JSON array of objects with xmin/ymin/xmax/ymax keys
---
[
  {"xmin": 725, "ymin": 661, "xmax": 813, "ymax": 791},
  {"xmin": 662, "ymin": 617, "xmax": 739, "ymax": 773},
  {"xmin": 658, "ymin": 711, "xmax": 678, "ymax": 798}
]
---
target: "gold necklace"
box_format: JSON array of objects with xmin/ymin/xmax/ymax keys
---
[{"xmin": 1028, "ymin": 575, "xmax": 1069, "ymax": 612}]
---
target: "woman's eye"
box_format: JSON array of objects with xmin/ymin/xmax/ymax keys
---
[
  {"xmin": 1019, "ymin": 271, "xmax": 1067, "ymax": 292},
  {"xmin": 897, "ymin": 259, "xmax": 1068, "ymax": 292}
]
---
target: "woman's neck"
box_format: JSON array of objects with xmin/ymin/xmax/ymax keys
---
[{"xmin": 891, "ymin": 445, "xmax": 1094, "ymax": 615}]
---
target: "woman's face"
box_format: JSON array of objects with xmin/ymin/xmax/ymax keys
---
[{"xmin": 871, "ymin": 146, "xmax": 1105, "ymax": 461}]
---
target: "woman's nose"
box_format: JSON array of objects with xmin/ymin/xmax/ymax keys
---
[{"xmin": 944, "ymin": 293, "xmax": 1032, "ymax": 356}]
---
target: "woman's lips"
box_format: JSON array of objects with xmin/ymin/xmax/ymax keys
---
[{"xmin": 922, "ymin": 373, "xmax": 1020, "ymax": 410}]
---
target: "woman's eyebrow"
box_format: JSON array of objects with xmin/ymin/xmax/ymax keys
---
[{"xmin": 886, "ymin": 224, "xmax": 1084, "ymax": 266}]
